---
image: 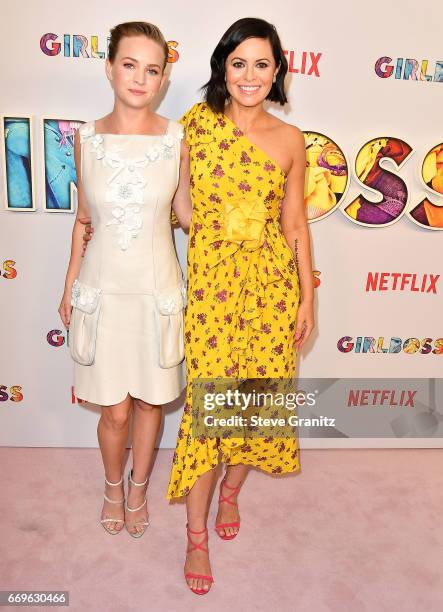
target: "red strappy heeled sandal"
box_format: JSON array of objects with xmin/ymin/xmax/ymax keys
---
[
  {"xmin": 184, "ymin": 525, "xmax": 214, "ymax": 596},
  {"xmin": 215, "ymin": 478, "xmax": 241, "ymax": 540}
]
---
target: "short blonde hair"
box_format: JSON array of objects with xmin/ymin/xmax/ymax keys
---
[{"xmin": 108, "ymin": 21, "xmax": 169, "ymax": 68}]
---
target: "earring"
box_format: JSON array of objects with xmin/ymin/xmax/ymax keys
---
[{"xmin": 273, "ymin": 74, "xmax": 277, "ymax": 83}]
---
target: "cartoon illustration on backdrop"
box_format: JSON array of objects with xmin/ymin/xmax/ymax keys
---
[
  {"xmin": 1, "ymin": 116, "xmax": 35, "ymax": 210},
  {"xmin": 409, "ymin": 143, "xmax": 443, "ymax": 229},
  {"xmin": 303, "ymin": 131, "xmax": 349, "ymax": 221},
  {"xmin": 344, "ymin": 137, "xmax": 413, "ymax": 226},
  {"xmin": 42, "ymin": 119, "xmax": 83, "ymax": 211}
]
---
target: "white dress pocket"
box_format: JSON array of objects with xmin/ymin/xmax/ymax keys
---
[
  {"xmin": 69, "ymin": 279, "xmax": 102, "ymax": 366},
  {"xmin": 153, "ymin": 285, "xmax": 186, "ymax": 368}
]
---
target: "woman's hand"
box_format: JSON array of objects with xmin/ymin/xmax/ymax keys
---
[
  {"xmin": 78, "ymin": 216, "xmax": 94, "ymax": 255},
  {"xmin": 294, "ymin": 299, "xmax": 315, "ymax": 349},
  {"xmin": 58, "ymin": 289, "xmax": 73, "ymax": 329}
]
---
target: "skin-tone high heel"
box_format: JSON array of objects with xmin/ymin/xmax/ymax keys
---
[
  {"xmin": 100, "ymin": 476, "xmax": 125, "ymax": 535},
  {"xmin": 125, "ymin": 469, "xmax": 150, "ymax": 538},
  {"xmin": 184, "ymin": 525, "xmax": 214, "ymax": 595},
  {"xmin": 215, "ymin": 478, "xmax": 241, "ymax": 540}
]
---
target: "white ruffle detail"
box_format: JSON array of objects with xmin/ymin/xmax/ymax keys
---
[
  {"xmin": 105, "ymin": 174, "xmax": 146, "ymax": 206},
  {"xmin": 162, "ymin": 134, "xmax": 175, "ymax": 148},
  {"xmin": 154, "ymin": 285, "xmax": 186, "ymax": 315},
  {"xmin": 82, "ymin": 130, "xmax": 178, "ymax": 168},
  {"xmin": 71, "ymin": 279, "xmax": 102, "ymax": 313},
  {"xmin": 80, "ymin": 122, "xmax": 181, "ymax": 250},
  {"xmin": 79, "ymin": 123, "xmax": 95, "ymax": 144},
  {"xmin": 106, "ymin": 203, "xmax": 143, "ymax": 251},
  {"xmin": 180, "ymin": 283, "xmax": 187, "ymax": 308},
  {"xmin": 176, "ymin": 125, "xmax": 185, "ymax": 141},
  {"xmin": 147, "ymin": 146, "xmax": 160, "ymax": 161},
  {"xmin": 90, "ymin": 134, "xmax": 105, "ymax": 159}
]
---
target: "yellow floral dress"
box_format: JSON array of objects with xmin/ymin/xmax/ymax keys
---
[{"xmin": 167, "ymin": 103, "xmax": 300, "ymax": 499}]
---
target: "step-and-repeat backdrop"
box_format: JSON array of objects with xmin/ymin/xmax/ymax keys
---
[{"xmin": 1, "ymin": 0, "xmax": 441, "ymax": 447}]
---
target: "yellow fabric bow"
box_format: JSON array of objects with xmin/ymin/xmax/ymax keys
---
[{"xmin": 223, "ymin": 197, "xmax": 269, "ymax": 251}]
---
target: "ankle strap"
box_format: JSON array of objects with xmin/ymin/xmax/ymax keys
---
[
  {"xmin": 222, "ymin": 479, "xmax": 241, "ymax": 492},
  {"xmin": 128, "ymin": 469, "xmax": 149, "ymax": 487},
  {"xmin": 219, "ymin": 478, "xmax": 241, "ymax": 506},
  {"xmin": 186, "ymin": 525, "xmax": 209, "ymax": 553},
  {"xmin": 186, "ymin": 525, "xmax": 208, "ymax": 535},
  {"xmin": 125, "ymin": 498, "xmax": 147, "ymax": 513},
  {"xmin": 104, "ymin": 493, "xmax": 124, "ymax": 504},
  {"xmin": 105, "ymin": 475, "xmax": 123, "ymax": 487}
]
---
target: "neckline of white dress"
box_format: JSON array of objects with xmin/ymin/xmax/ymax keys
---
[{"xmin": 92, "ymin": 119, "xmax": 171, "ymax": 138}]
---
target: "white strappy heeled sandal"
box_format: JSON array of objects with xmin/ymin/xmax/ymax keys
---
[
  {"xmin": 100, "ymin": 476, "xmax": 125, "ymax": 535},
  {"xmin": 125, "ymin": 469, "xmax": 150, "ymax": 538}
]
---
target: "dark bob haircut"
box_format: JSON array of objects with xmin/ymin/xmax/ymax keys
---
[{"xmin": 202, "ymin": 17, "xmax": 288, "ymax": 114}]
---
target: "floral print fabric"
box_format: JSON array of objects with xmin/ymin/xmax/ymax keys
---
[{"xmin": 167, "ymin": 103, "xmax": 301, "ymax": 499}]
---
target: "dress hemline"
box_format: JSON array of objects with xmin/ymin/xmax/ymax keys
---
[
  {"xmin": 166, "ymin": 450, "xmax": 300, "ymax": 501},
  {"xmin": 74, "ymin": 383, "xmax": 186, "ymax": 408}
]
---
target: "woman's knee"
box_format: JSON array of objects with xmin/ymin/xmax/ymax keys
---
[
  {"xmin": 133, "ymin": 398, "xmax": 161, "ymax": 412},
  {"xmin": 101, "ymin": 405, "xmax": 131, "ymax": 430}
]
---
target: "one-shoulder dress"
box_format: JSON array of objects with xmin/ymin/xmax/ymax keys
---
[{"xmin": 167, "ymin": 103, "xmax": 301, "ymax": 499}]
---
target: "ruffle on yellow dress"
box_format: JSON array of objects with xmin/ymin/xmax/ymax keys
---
[{"xmin": 167, "ymin": 103, "xmax": 301, "ymax": 499}]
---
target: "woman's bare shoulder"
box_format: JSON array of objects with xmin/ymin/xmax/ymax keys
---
[
  {"xmin": 150, "ymin": 113, "xmax": 170, "ymax": 131},
  {"xmin": 267, "ymin": 113, "xmax": 304, "ymax": 143},
  {"xmin": 265, "ymin": 114, "xmax": 305, "ymax": 164},
  {"xmin": 94, "ymin": 114, "xmax": 111, "ymax": 133}
]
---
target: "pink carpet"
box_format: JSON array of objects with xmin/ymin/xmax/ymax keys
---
[{"xmin": 1, "ymin": 448, "xmax": 442, "ymax": 611}]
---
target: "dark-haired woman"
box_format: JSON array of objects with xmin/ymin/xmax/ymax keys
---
[
  {"xmin": 59, "ymin": 22, "xmax": 191, "ymax": 538},
  {"xmin": 167, "ymin": 18, "xmax": 315, "ymax": 595}
]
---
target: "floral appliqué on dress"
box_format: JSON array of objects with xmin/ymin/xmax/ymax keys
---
[{"xmin": 79, "ymin": 123, "xmax": 182, "ymax": 251}]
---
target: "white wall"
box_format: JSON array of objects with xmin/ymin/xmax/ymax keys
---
[{"xmin": 0, "ymin": 0, "xmax": 441, "ymax": 447}]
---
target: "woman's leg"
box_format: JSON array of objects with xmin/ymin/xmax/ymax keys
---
[
  {"xmin": 185, "ymin": 468, "xmax": 217, "ymax": 593},
  {"xmin": 97, "ymin": 394, "xmax": 133, "ymax": 531},
  {"xmin": 215, "ymin": 463, "xmax": 248, "ymax": 538},
  {"xmin": 127, "ymin": 398, "xmax": 162, "ymax": 535}
]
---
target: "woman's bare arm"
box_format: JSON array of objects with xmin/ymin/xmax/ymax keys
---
[
  {"xmin": 58, "ymin": 131, "xmax": 91, "ymax": 327},
  {"xmin": 65, "ymin": 131, "xmax": 91, "ymax": 287},
  {"xmin": 171, "ymin": 140, "xmax": 192, "ymax": 230},
  {"xmin": 280, "ymin": 126, "xmax": 315, "ymax": 347}
]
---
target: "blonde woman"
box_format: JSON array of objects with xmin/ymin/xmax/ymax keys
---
[{"xmin": 59, "ymin": 22, "xmax": 191, "ymax": 538}]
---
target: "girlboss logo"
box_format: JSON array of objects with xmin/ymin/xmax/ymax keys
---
[
  {"xmin": 338, "ymin": 337, "xmax": 443, "ymax": 354},
  {"xmin": 40, "ymin": 34, "xmax": 179, "ymax": 63},
  {"xmin": 375, "ymin": 57, "xmax": 443, "ymax": 82},
  {"xmin": 0, "ymin": 385, "xmax": 23, "ymax": 402},
  {"xmin": 2, "ymin": 260, "xmax": 17, "ymax": 279},
  {"xmin": 47, "ymin": 330, "xmax": 66, "ymax": 347}
]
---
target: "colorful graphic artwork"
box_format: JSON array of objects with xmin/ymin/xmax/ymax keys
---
[
  {"xmin": 345, "ymin": 137, "xmax": 413, "ymax": 226},
  {"xmin": 42, "ymin": 119, "xmax": 82, "ymax": 211},
  {"xmin": 303, "ymin": 131, "xmax": 349, "ymax": 221},
  {"xmin": 2, "ymin": 116, "xmax": 35, "ymax": 210},
  {"xmin": 409, "ymin": 143, "xmax": 443, "ymax": 229}
]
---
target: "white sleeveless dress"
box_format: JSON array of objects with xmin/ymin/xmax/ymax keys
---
[{"xmin": 72, "ymin": 119, "xmax": 186, "ymax": 406}]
